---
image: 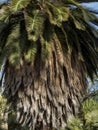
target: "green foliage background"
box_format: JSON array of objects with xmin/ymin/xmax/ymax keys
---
[{"xmin": 66, "ymin": 99, "xmax": 98, "ymax": 130}]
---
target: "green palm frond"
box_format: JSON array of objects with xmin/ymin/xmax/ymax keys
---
[
  {"xmin": 0, "ymin": 24, "xmax": 21, "ymax": 66},
  {"xmin": 12, "ymin": 0, "xmax": 30, "ymax": 11},
  {"xmin": 26, "ymin": 10, "xmax": 46, "ymax": 42},
  {"xmin": 46, "ymin": 1, "xmax": 69, "ymax": 26},
  {"xmin": 25, "ymin": 41, "xmax": 37, "ymax": 62},
  {"xmin": 0, "ymin": 6, "xmax": 11, "ymax": 22},
  {"xmin": 0, "ymin": 23, "xmax": 13, "ymax": 66}
]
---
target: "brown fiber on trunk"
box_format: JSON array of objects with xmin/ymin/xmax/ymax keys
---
[{"xmin": 4, "ymin": 37, "xmax": 87, "ymax": 130}]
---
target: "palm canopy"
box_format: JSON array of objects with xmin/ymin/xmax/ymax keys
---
[
  {"xmin": 0, "ymin": 0, "xmax": 98, "ymax": 78},
  {"xmin": 0, "ymin": 0, "xmax": 98, "ymax": 129}
]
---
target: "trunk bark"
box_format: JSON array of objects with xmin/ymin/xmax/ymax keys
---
[{"xmin": 4, "ymin": 37, "xmax": 87, "ymax": 130}]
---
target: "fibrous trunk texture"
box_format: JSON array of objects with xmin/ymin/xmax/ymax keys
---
[{"xmin": 4, "ymin": 38, "xmax": 87, "ymax": 130}]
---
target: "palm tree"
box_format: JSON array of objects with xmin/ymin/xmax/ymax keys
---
[{"xmin": 0, "ymin": 0, "xmax": 98, "ymax": 129}]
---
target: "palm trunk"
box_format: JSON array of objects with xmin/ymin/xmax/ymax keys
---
[{"xmin": 4, "ymin": 37, "xmax": 87, "ymax": 130}]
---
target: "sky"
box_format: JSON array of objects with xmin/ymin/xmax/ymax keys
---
[
  {"xmin": 0, "ymin": 0, "xmax": 7, "ymax": 3},
  {"xmin": 81, "ymin": 2, "xmax": 98, "ymax": 13}
]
